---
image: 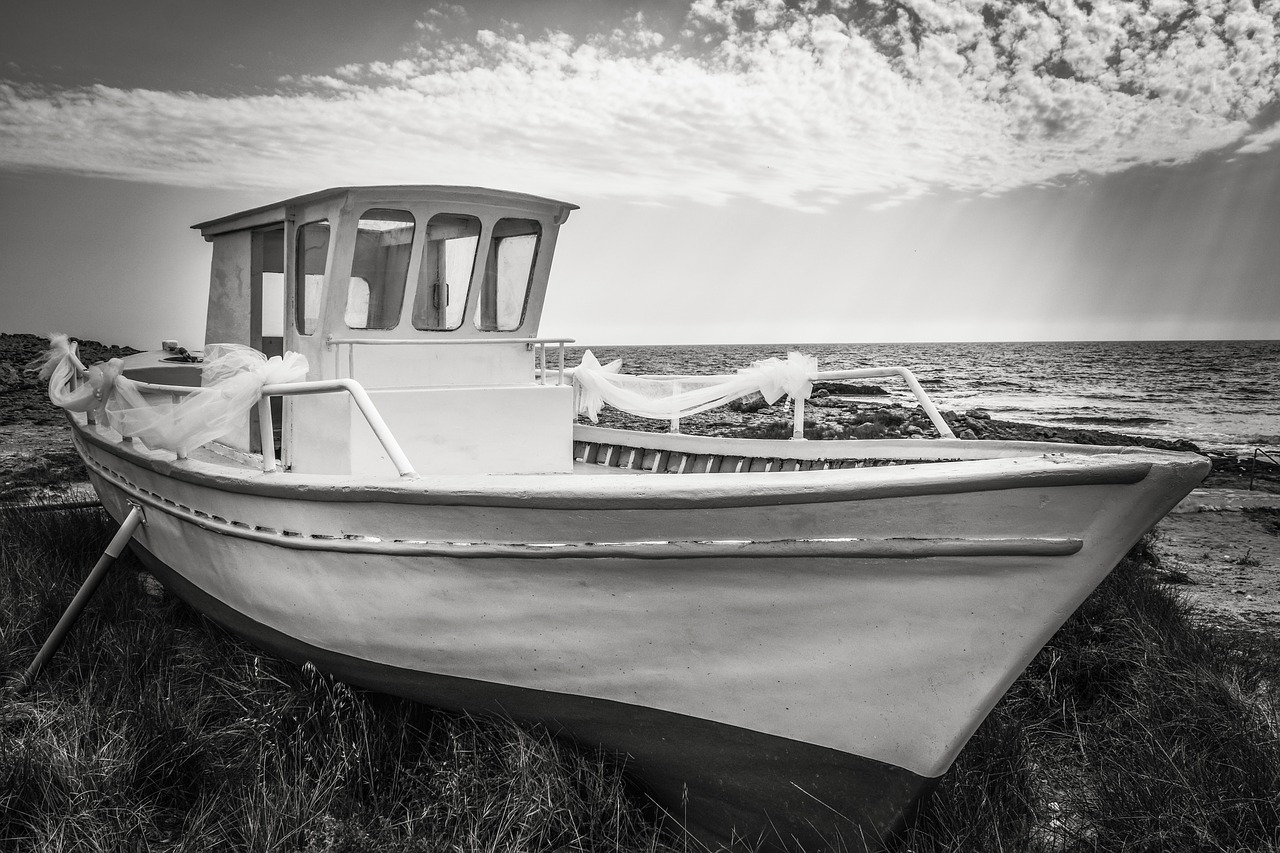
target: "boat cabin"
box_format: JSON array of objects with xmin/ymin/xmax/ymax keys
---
[{"xmin": 192, "ymin": 186, "xmax": 579, "ymax": 476}]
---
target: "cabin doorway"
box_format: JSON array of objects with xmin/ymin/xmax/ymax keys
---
[
  {"xmin": 252, "ymin": 227, "xmax": 286, "ymax": 359},
  {"xmin": 250, "ymin": 227, "xmax": 285, "ymax": 454}
]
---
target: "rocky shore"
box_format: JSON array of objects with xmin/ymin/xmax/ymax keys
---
[{"xmin": 0, "ymin": 332, "xmax": 139, "ymax": 428}]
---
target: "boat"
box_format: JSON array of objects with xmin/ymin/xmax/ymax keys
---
[{"xmin": 40, "ymin": 185, "xmax": 1210, "ymax": 852}]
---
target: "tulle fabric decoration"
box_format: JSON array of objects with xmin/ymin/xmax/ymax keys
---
[
  {"xmin": 40, "ymin": 336, "xmax": 309, "ymax": 457},
  {"xmin": 572, "ymin": 349, "xmax": 817, "ymax": 422},
  {"xmin": 35, "ymin": 334, "xmax": 123, "ymax": 422}
]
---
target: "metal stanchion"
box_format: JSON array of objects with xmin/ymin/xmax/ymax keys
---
[{"xmin": 8, "ymin": 504, "xmax": 145, "ymax": 696}]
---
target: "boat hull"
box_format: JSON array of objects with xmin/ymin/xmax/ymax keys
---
[
  {"xmin": 70, "ymin": 419, "xmax": 1209, "ymax": 850},
  {"xmin": 128, "ymin": 536, "xmax": 935, "ymax": 849}
]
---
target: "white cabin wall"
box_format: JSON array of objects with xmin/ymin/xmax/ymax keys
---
[
  {"xmin": 335, "ymin": 342, "xmax": 533, "ymax": 387},
  {"xmin": 287, "ymin": 393, "xmax": 354, "ymax": 475},
  {"xmin": 203, "ymin": 231, "xmax": 253, "ymax": 349},
  {"xmin": 351, "ymin": 385, "xmax": 574, "ymax": 475}
]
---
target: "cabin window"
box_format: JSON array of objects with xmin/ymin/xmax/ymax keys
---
[
  {"xmin": 475, "ymin": 218, "xmax": 541, "ymax": 332},
  {"xmin": 412, "ymin": 213, "xmax": 480, "ymax": 331},
  {"xmin": 295, "ymin": 220, "xmax": 330, "ymax": 336},
  {"xmin": 345, "ymin": 209, "xmax": 415, "ymax": 330}
]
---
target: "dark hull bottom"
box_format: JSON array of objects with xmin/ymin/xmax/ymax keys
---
[{"xmin": 132, "ymin": 542, "xmax": 938, "ymax": 851}]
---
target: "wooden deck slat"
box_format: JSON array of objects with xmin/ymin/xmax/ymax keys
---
[{"xmin": 575, "ymin": 435, "xmax": 954, "ymax": 475}]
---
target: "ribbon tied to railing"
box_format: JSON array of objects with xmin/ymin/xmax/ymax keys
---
[
  {"xmin": 37, "ymin": 335, "xmax": 308, "ymax": 457},
  {"xmin": 572, "ymin": 349, "xmax": 818, "ymax": 422}
]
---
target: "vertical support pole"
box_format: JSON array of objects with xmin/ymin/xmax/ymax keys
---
[
  {"xmin": 793, "ymin": 395, "xmax": 805, "ymax": 440},
  {"xmin": 258, "ymin": 397, "xmax": 278, "ymax": 472},
  {"xmin": 8, "ymin": 505, "xmax": 146, "ymax": 696},
  {"xmin": 172, "ymin": 393, "xmax": 187, "ymax": 459},
  {"xmin": 670, "ymin": 381, "xmax": 681, "ymax": 434}
]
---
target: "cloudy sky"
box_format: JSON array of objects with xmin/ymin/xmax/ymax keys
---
[{"xmin": 2, "ymin": 0, "xmax": 1278, "ymax": 348}]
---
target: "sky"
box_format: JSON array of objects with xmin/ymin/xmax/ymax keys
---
[{"xmin": 1, "ymin": 0, "xmax": 1278, "ymax": 349}]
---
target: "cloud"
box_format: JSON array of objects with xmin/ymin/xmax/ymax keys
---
[{"xmin": 1, "ymin": 0, "xmax": 1277, "ymax": 209}]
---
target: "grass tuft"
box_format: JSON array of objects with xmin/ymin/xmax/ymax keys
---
[{"xmin": 900, "ymin": 543, "xmax": 1280, "ymax": 853}]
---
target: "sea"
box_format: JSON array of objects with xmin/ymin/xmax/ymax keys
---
[{"xmin": 568, "ymin": 340, "xmax": 1280, "ymax": 457}]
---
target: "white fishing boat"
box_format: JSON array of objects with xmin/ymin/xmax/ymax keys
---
[{"xmin": 40, "ymin": 186, "xmax": 1208, "ymax": 851}]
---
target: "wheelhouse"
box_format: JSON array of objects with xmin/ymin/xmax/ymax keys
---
[{"xmin": 193, "ymin": 186, "xmax": 579, "ymax": 476}]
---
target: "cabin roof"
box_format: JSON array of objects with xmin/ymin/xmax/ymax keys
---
[{"xmin": 191, "ymin": 185, "xmax": 579, "ymax": 238}]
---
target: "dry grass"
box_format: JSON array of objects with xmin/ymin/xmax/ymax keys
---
[
  {"xmin": 0, "ymin": 502, "xmax": 676, "ymax": 853},
  {"xmin": 3, "ymin": 504, "xmax": 1278, "ymax": 852},
  {"xmin": 900, "ymin": 542, "xmax": 1280, "ymax": 853}
]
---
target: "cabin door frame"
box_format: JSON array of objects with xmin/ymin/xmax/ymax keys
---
[{"xmin": 249, "ymin": 226, "xmax": 286, "ymax": 453}]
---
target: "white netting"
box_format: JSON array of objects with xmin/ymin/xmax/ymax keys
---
[
  {"xmin": 40, "ymin": 335, "xmax": 309, "ymax": 457},
  {"xmin": 572, "ymin": 349, "xmax": 817, "ymax": 422}
]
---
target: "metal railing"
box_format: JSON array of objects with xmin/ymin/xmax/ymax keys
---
[
  {"xmin": 1250, "ymin": 447, "xmax": 1278, "ymax": 491},
  {"xmin": 119, "ymin": 377, "xmax": 418, "ymax": 478},
  {"xmin": 795, "ymin": 366, "xmax": 955, "ymax": 440},
  {"xmin": 568, "ymin": 364, "xmax": 956, "ymax": 440},
  {"xmin": 111, "ymin": 355, "xmax": 953, "ymax": 480}
]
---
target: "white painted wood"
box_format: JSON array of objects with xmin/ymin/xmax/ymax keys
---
[
  {"xmin": 348, "ymin": 385, "xmax": 574, "ymax": 475},
  {"xmin": 335, "ymin": 340, "xmax": 533, "ymax": 388},
  {"xmin": 73, "ymin": 416, "xmax": 1208, "ymax": 779}
]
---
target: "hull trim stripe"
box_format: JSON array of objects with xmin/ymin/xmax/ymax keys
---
[{"xmin": 86, "ymin": 452, "xmax": 1084, "ymax": 560}]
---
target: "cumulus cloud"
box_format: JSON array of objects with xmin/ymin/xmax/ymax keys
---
[{"xmin": 1, "ymin": 0, "xmax": 1278, "ymax": 209}]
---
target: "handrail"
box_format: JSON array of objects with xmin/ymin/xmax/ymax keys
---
[
  {"xmin": 566, "ymin": 364, "xmax": 956, "ymax": 440},
  {"xmin": 1250, "ymin": 447, "xmax": 1278, "ymax": 491},
  {"xmin": 119, "ymin": 376, "xmax": 418, "ymax": 478},
  {"xmin": 812, "ymin": 367, "xmax": 955, "ymax": 439}
]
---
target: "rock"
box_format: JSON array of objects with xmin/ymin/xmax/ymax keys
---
[
  {"xmin": 811, "ymin": 381, "xmax": 889, "ymax": 396},
  {"xmin": 966, "ymin": 408, "xmax": 992, "ymax": 420},
  {"xmin": 138, "ymin": 572, "xmax": 167, "ymax": 599},
  {"xmin": 728, "ymin": 392, "xmax": 770, "ymax": 413},
  {"xmin": 874, "ymin": 408, "xmax": 905, "ymax": 427},
  {"xmin": 0, "ymin": 365, "xmax": 20, "ymax": 393},
  {"xmin": 853, "ymin": 422, "xmax": 885, "ymax": 440},
  {"xmin": 958, "ymin": 428, "xmax": 978, "ymax": 440}
]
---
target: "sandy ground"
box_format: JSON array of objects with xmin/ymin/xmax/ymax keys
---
[{"xmin": 1148, "ymin": 488, "xmax": 1280, "ymax": 636}]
